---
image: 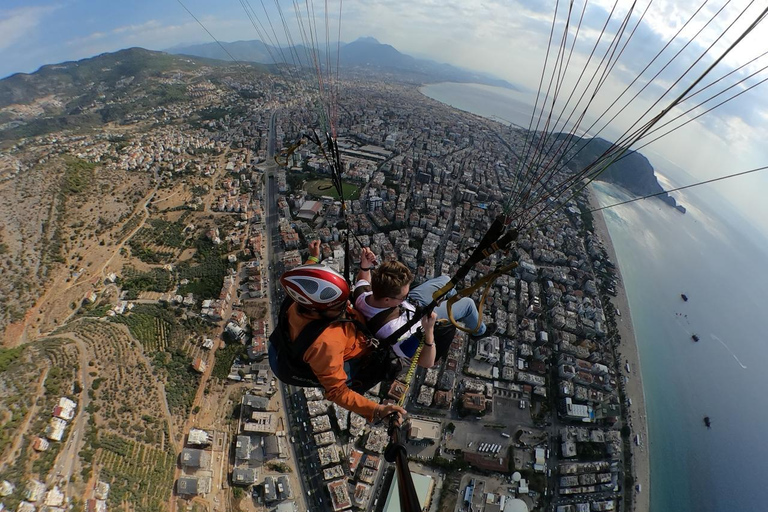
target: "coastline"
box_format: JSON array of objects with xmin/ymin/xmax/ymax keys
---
[{"xmin": 588, "ymin": 187, "xmax": 650, "ymax": 512}]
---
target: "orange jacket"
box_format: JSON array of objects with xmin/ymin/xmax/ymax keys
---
[{"xmin": 286, "ymin": 303, "xmax": 378, "ymax": 422}]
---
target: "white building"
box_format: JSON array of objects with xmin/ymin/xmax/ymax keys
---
[
  {"xmin": 46, "ymin": 418, "xmax": 67, "ymax": 442},
  {"xmin": 475, "ymin": 335, "xmax": 500, "ymax": 365}
]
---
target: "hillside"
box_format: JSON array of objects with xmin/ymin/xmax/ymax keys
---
[
  {"xmin": 0, "ymin": 48, "xmax": 224, "ymax": 107},
  {"xmin": 0, "ymin": 48, "xmax": 263, "ymax": 141},
  {"xmin": 565, "ymin": 136, "xmax": 686, "ymax": 213}
]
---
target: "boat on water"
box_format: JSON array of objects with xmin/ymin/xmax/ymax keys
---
[
  {"xmin": 681, "ymin": 293, "xmax": 689, "ymax": 301},
  {"xmin": 692, "ymin": 334, "xmax": 700, "ymax": 342},
  {"xmin": 703, "ymin": 416, "xmax": 712, "ymax": 429}
]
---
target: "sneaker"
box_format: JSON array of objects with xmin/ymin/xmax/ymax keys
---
[{"xmin": 470, "ymin": 322, "xmax": 497, "ymax": 339}]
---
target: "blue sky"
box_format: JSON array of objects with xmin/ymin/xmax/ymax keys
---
[{"xmin": 2, "ymin": 0, "xmax": 768, "ymax": 237}]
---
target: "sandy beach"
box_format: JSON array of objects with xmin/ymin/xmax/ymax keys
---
[{"xmin": 589, "ymin": 189, "xmax": 650, "ymax": 512}]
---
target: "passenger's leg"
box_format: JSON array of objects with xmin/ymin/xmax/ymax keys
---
[
  {"xmin": 408, "ymin": 276, "xmax": 453, "ymax": 306},
  {"xmin": 434, "ymin": 297, "xmax": 486, "ymax": 335}
]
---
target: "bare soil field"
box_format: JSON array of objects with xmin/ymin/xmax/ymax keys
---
[{"xmin": 0, "ymin": 155, "xmax": 151, "ymax": 345}]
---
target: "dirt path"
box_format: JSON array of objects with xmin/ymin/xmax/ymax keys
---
[
  {"xmin": 44, "ymin": 332, "xmax": 91, "ymax": 494},
  {"xmin": 176, "ymin": 335, "xmax": 221, "ymax": 452},
  {"xmin": 2, "ymin": 178, "xmax": 160, "ymax": 347},
  {"xmin": 97, "ymin": 174, "xmax": 160, "ymax": 281},
  {"xmin": 168, "ymin": 335, "xmax": 223, "ymax": 512}
]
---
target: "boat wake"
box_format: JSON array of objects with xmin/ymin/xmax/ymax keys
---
[{"xmin": 711, "ymin": 334, "xmax": 748, "ymax": 369}]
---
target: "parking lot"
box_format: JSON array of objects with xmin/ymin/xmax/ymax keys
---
[
  {"xmin": 405, "ymin": 438, "xmax": 439, "ymax": 460},
  {"xmin": 444, "ymin": 419, "xmax": 512, "ymax": 456},
  {"xmin": 489, "ymin": 394, "xmax": 532, "ymax": 426}
]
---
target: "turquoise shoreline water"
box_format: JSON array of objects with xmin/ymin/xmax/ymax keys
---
[{"xmin": 421, "ymin": 82, "xmax": 768, "ymax": 512}]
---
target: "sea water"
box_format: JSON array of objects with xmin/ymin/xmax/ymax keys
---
[{"xmin": 422, "ymin": 82, "xmax": 768, "ymax": 511}]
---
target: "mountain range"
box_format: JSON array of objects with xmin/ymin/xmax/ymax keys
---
[
  {"xmin": 168, "ymin": 37, "xmax": 522, "ymax": 91},
  {"xmin": 0, "ymin": 48, "xmax": 246, "ymax": 110}
]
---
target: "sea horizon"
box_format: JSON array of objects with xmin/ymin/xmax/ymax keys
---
[{"xmin": 421, "ymin": 81, "xmax": 768, "ymax": 512}]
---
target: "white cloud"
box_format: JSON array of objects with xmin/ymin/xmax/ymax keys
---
[
  {"xmin": 0, "ymin": 5, "xmax": 59, "ymax": 51},
  {"xmin": 63, "ymin": 17, "xmax": 260, "ymax": 62}
]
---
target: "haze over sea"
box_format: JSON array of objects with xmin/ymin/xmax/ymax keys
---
[{"xmin": 422, "ymin": 82, "xmax": 768, "ymax": 512}]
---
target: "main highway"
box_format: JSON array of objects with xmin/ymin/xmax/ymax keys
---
[{"xmin": 263, "ymin": 110, "xmax": 329, "ymax": 511}]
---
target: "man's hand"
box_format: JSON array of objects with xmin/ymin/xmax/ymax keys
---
[
  {"xmin": 420, "ymin": 311, "xmax": 437, "ymax": 332},
  {"xmin": 360, "ymin": 247, "xmax": 377, "ymax": 269},
  {"xmin": 376, "ymin": 403, "xmax": 407, "ymax": 426},
  {"xmin": 308, "ymin": 240, "xmax": 321, "ymax": 258}
]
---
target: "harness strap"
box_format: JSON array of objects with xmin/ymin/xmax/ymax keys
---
[{"xmin": 444, "ymin": 261, "xmax": 519, "ymax": 334}]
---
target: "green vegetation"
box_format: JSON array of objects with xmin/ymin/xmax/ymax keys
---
[
  {"xmin": 44, "ymin": 366, "xmax": 66, "ymax": 396},
  {"xmin": 191, "ymin": 185, "xmax": 208, "ymax": 196},
  {"xmin": 140, "ymin": 218, "xmax": 189, "ymax": 248},
  {"xmin": 0, "ymin": 48, "xmax": 264, "ymax": 140},
  {"xmin": 578, "ymin": 200, "xmax": 595, "ymax": 232},
  {"xmin": 0, "ymin": 403, "xmax": 29, "ymax": 460},
  {"xmin": 79, "ymin": 302, "xmax": 114, "ymax": 318},
  {"xmin": 127, "ymin": 242, "xmax": 176, "ymax": 264},
  {"xmin": 95, "ymin": 432, "xmax": 175, "ymax": 512},
  {"xmin": 32, "ymin": 437, "xmax": 63, "ymax": 476},
  {"xmin": 176, "ymin": 238, "xmax": 228, "ymax": 299},
  {"xmin": 62, "ymin": 157, "xmax": 96, "ymax": 195},
  {"xmin": 110, "ymin": 304, "xmax": 204, "ymax": 415},
  {"xmin": 0, "ymin": 345, "xmax": 25, "ymax": 373},
  {"xmin": 197, "ymin": 105, "xmax": 248, "ymax": 121},
  {"xmin": 266, "ymin": 462, "xmax": 293, "ymax": 473},
  {"xmin": 0, "ymin": 437, "xmax": 29, "ymax": 510},
  {"xmin": 42, "ymin": 157, "xmax": 97, "ymax": 266},
  {"xmin": 211, "ymin": 341, "xmax": 246, "ymax": 380},
  {"xmin": 119, "ymin": 266, "xmax": 173, "ymax": 299},
  {"xmin": 0, "ymin": 113, "xmax": 102, "ymax": 141},
  {"xmin": 127, "ymin": 218, "xmax": 189, "ymax": 263},
  {"xmin": 99, "ymin": 433, "xmax": 132, "ymax": 456},
  {"xmin": 112, "ymin": 304, "xmax": 175, "ymax": 351},
  {"xmin": 0, "ymin": 339, "xmax": 78, "ymax": 485},
  {"xmin": 111, "ymin": 304, "xmax": 207, "ymax": 350},
  {"xmin": 304, "ymin": 178, "xmax": 360, "ymax": 200},
  {"xmin": 519, "ymin": 469, "xmax": 546, "ymax": 492},
  {"xmin": 286, "ymin": 171, "xmax": 310, "ymax": 191},
  {"xmin": 436, "ymin": 471, "xmax": 462, "ymax": 512},
  {"xmin": 576, "ymin": 442, "xmax": 607, "ymax": 461},
  {"xmin": 116, "ymin": 213, "xmax": 145, "ymax": 240},
  {"xmin": 152, "ymin": 350, "xmax": 199, "ymax": 415},
  {"xmin": 156, "ymin": 84, "xmax": 188, "ymax": 105}
]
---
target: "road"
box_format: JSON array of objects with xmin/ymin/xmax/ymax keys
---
[
  {"xmin": 265, "ymin": 111, "xmax": 283, "ymax": 278},
  {"xmin": 262, "ymin": 110, "xmax": 314, "ymax": 512},
  {"xmin": 44, "ymin": 334, "xmax": 90, "ymax": 495}
]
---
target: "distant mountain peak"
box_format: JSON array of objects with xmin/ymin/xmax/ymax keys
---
[{"xmin": 353, "ymin": 36, "xmax": 381, "ymax": 45}]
